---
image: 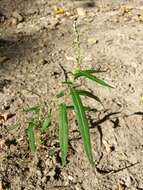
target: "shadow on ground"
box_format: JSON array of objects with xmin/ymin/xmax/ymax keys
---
[
  {"xmin": 0, "ymin": 35, "xmax": 36, "ymax": 58},
  {"xmin": 72, "ymin": 0, "xmax": 96, "ymax": 7},
  {"xmin": 0, "ymin": 0, "xmax": 37, "ymax": 17},
  {"xmin": 0, "ymin": 33, "xmax": 40, "ymax": 92},
  {"xmin": 0, "ymin": 34, "xmax": 40, "ymax": 70}
]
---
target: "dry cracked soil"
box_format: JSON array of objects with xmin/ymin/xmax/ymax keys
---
[{"xmin": 0, "ymin": 0, "xmax": 143, "ymax": 190}]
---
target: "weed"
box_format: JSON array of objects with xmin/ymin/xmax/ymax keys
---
[
  {"xmin": 26, "ymin": 20, "xmax": 113, "ymax": 165},
  {"xmin": 26, "ymin": 105, "xmax": 52, "ymax": 155},
  {"xmin": 57, "ymin": 21, "xmax": 113, "ymax": 166},
  {"xmin": 26, "ymin": 119, "xmax": 37, "ymax": 154}
]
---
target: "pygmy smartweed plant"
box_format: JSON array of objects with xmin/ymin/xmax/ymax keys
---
[
  {"xmin": 26, "ymin": 20, "xmax": 113, "ymax": 166},
  {"xmin": 58, "ymin": 21, "xmax": 113, "ymax": 166}
]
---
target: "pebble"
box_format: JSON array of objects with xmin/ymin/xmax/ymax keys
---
[
  {"xmin": 88, "ymin": 38, "xmax": 99, "ymax": 45},
  {"xmin": 0, "ymin": 13, "xmax": 6, "ymax": 23},
  {"xmin": 138, "ymin": 14, "xmax": 143, "ymax": 22},
  {"xmin": 49, "ymin": 19, "xmax": 60, "ymax": 29},
  {"xmin": 12, "ymin": 11, "xmax": 24, "ymax": 22},
  {"xmin": 9, "ymin": 18, "xmax": 18, "ymax": 26},
  {"xmin": 0, "ymin": 56, "xmax": 9, "ymax": 64},
  {"xmin": 68, "ymin": 175, "xmax": 74, "ymax": 181},
  {"xmin": 76, "ymin": 7, "xmax": 87, "ymax": 17},
  {"xmin": 10, "ymin": 144, "xmax": 17, "ymax": 152},
  {"xmin": 9, "ymin": 11, "xmax": 24, "ymax": 26}
]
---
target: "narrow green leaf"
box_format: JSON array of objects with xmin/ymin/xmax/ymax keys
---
[
  {"xmin": 59, "ymin": 103, "xmax": 69, "ymax": 166},
  {"xmin": 70, "ymin": 87, "xmax": 93, "ymax": 164},
  {"xmin": 41, "ymin": 113, "xmax": 51, "ymax": 133},
  {"xmin": 23, "ymin": 105, "xmax": 40, "ymax": 113},
  {"xmin": 77, "ymin": 89, "xmax": 103, "ymax": 106},
  {"xmin": 27, "ymin": 121, "xmax": 37, "ymax": 154},
  {"xmin": 82, "ymin": 69, "xmax": 106, "ymax": 74},
  {"xmin": 74, "ymin": 70, "xmax": 113, "ymax": 88}
]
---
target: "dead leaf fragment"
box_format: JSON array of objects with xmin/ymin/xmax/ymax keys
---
[{"xmin": 54, "ymin": 7, "xmax": 65, "ymax": 15}]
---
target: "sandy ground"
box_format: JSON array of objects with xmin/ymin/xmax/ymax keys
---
[{"xmin": 0, "ymin": 0, "xmax": 143, "ymax": 189}]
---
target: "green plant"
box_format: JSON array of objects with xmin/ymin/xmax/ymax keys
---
[
  {"xmin": 26, "ymin": 21, "xmax": 113, "ymax": 165},
  {"xmin": 26, "ymin": 105, "xmax": 51, "ymax": 155},
  {"xmin": 57, "ymin": 71, "xmax": 113, "ymax": 165},
  {"xmin": 57, "ymin": 21, "xmax": 113, "ymax": 166}
]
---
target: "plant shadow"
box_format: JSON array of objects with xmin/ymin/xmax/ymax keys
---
[
  {"xmin": 70, "ymin": 110, "xmax": 143, "ymax": 146},
  {"xmin": 70, "ymin": 111, "xmax": 121, "ymax": 142}
]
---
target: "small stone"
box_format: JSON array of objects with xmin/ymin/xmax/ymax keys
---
[
  {"xmin": 0, "ymin": 13, "xmax": 6, "ymax": 23},
  {"xmin": 140, "ymin": 95, "xmax": 143, "ymax": 103},
  {"xmin": 88, "ymin": 38, "xmax": 99, "ymax": 45},
  {"xmin": 138, "ymin": 14, "xmax": 143, "ymax": 22},
  {"xmin": 0, "ymin": 139, "xmax": 5, "ymax": 149},
  {"xmin": 112, "ymin": 17, "xmax": 119, "ymax": 23},
  {"xmin": 0, "ymin": 56, "xmax": 9, "ymax": 64},
  {"xmin": 10, "ymin": 144, "xmax": 17, "ymax": 152},
  {"xmin": 88, "ymin": 12, "xmax": 95, "ymax": 17},
  {"xmin": 103, "ymin": 140, "xmax": 115, "ymax": 153},
  {"xmin": 119, "ymin": 6, "xmax": 132, "ymax": 16},
  {"xmin": 118, "ymin": 183, "xmax": 126, "ymax": 190},
  {"xmin": 123, "ymin": 17, "xmax": 130, "ymax": 22},
  {"xmin": 75, "ymin": 184, "xmax": 82, "ymax": 190},
  {"xmin": 65, "ymin": 11, "xmax": 74, "ymax": 17},
  {"xmin": 0, "ymin": 180, "xmax": 3, "ymax": 190},
  {"xmin": 76, "ymin": 7, "xmax": 86, "ymax": 17},
  {"xmin": 9, "ymin": 18, "xmax": 18, "ymax": 26},
  {"xmin": 12, "ymin": 11, "xmax": 24, "ymax": 22},
  {"xmin": 49, "ymin": 19, "xmax": 60, "ymax": 29},
  {"xmin": 68, "ymin": 175, "xmax": 74, "ymax": 181}
]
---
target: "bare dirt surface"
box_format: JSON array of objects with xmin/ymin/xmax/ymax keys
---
[{"xmin": 0, "ymin": 0, "xmax": 143, "ymax": 189}]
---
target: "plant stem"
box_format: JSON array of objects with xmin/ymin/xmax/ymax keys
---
[{"xmin": 73, "ymin": 20, "xmax": 82, "ymax": 72}]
